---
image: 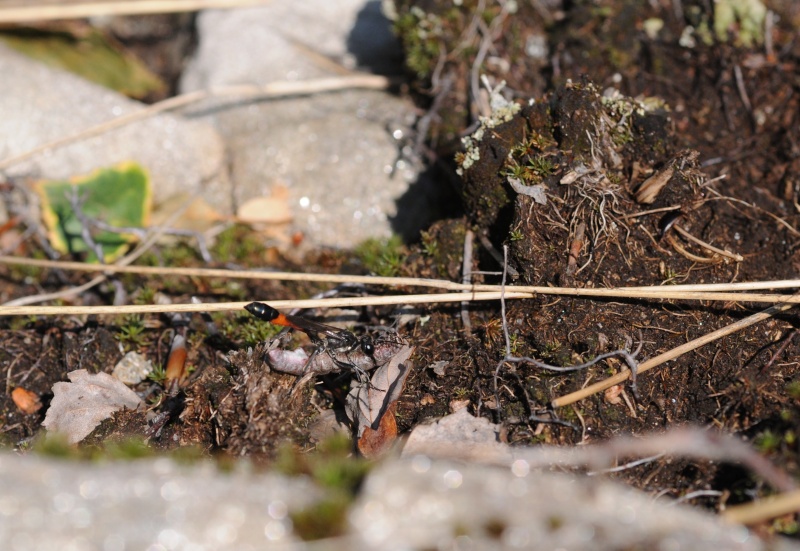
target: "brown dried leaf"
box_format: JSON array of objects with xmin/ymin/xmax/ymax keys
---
[
  {"xmin": 357, "ymin": 403, "xmax": 398, "ymax": 458},
  {"xmin": 42, "ymin": 369, "xmax": 143, "ymax": 444},
  {"xmin": 635, "ymin": 166, "xmax": 674, "ymax": 204},
  {"xmin": 236, "ymin": 185, "xmax": 293, "ymax": 224},
  {"xmin": 345, "ymin": 345, "xmax": 413, "ymax": 441},
  {"xmin": 11, "ymin": 387, "xmax": 42, "ymax": 414}
]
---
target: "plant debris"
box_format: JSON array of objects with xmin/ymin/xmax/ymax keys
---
[{"xmin": 42, "ymin": 370, "xmax": 143, "ymax": 444}]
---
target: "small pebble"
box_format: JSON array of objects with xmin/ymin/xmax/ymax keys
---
[{"xmin": 112, "ymin": 351, "xmax": 154, "ymax": 385}]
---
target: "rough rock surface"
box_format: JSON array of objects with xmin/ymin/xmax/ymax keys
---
[{"xmin": 0, "ymin": 44, "xmax": 229, "ymax": 212}]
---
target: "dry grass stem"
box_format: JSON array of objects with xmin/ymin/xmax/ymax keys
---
[
  {"xmin": 0, "ymin": 291, "xmax": 537, "ymax": 317},
  {"xmin": 620, "ymin": 205, "xmax": 681, "ymax": 220},
  {"xmin": 0, "ymin": 0, "xmax": 266, "ymax": 23},
  {"xmin": 0, "ymin": 254, "xmax": 800, "ymax": 315},
  {"xmin": 0, "ymin": 76, "xmax": 391, "ymax": 171},
  {"xmin": 722, "ymin": 489, "xmax": 800, "ymax": 525},
  {"xmin": 551, "ymin": 302, "xmax": 795, "ymax": 408},
  {"xmin": 3, "ymin": 256, "xmax": 800, "ymax": 302},
  {"xmin": 672, "ymin": 225, "xmax": 743, "ymax": 262}
]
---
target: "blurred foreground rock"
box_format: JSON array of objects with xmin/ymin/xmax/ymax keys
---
[{"xmin": 0, "ymin": 451, "xmax": 796, "ymax": 551}]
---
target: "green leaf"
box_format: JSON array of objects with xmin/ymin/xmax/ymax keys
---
[
  {"xmin": 0, "ymin": 26, "xmax": 164, "ymax": 99},
  {"xmin": 35, "ymin": 162, "xmax": 152, "ymax": 263}
]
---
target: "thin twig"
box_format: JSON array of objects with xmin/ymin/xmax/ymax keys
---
[
  {"xmin": 551, "ymin": 301, "xmax": 796, "ymax": 408},
  {"xmin": 407, "ymin": 426, "xmax": 795, "ymax": 493},
  {"xmin": 3, "ymin": 195, "xmax": 197, "ymax": 306},
  {"xmin": 723, "ymin": 488, "xmax": 800, "ymax": 525},
  {"xmin": 672, "ymin": 224, "xmax": 743, "ymax": 262},
  {"xmin": 620, "ymin": 205, "xmax": 682, "ymax": 220},
  {"xmin": 491, "ymin": 244, "xmax": 512, "ymax": 423},
  {"xmin": 0, "ymin": 76, "xmax": 392, "ymax": 171},
  {"xmin": 68, "ymin": 187, "xmax": 107, "ymax": 264},
  {"xmin": 0, "ymin": 0, "xmax": 267, "ymax": 23},
  {"xmin": 5, "ymin": 256, "xmax": 800, "ymax": 306},
  {"xmin": 760, "ymin": 328, "xmax": 798, "ymax": 374},
  {"xmin": 4, "ymin": 254, "xmax": 800, "ymax": 293},
  {"xmin": 509, "ymin": 333, "xmax": 642, "ymax": 397},
  {"xmin": 705, "ymin": 188, "xmax": 800, "ymax": 237},
  {"xmin": 0, "ymin": 291, "xmax": 537, "ymax": 316},
  {"xmin": 733, "ymin": 64, "xmax": 753, "ymax": 113},
  {"xmin": 461, "ymin": 229, "xmax": 474, "ymax": 337}
]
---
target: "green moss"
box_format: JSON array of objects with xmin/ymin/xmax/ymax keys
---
[
  {"xmin": 354, "ymin": 236, "xmax": 406, "ymax": 277},
  {"xmin": 277, "ymin": 434, "xmax": 373, "ymax": 541},
  {"xmin": 754, "ymin": 430, "xmax": 781, "ymax": 453},
  {"xmin": 527, "ymin": 156, "xmax": 555, "ymax": 177},
  {"xmin": 133, "ymin": 286, "xmax": 156, "ymax": 306},
  {"xmin": 290, "ymin": 495, "xmax": 351, "ymax": 540},
  {"xmin": 7, "ymin": 315, "xmax": 38, "ymax": 331},
  {"xmin": 220, "ymin": 310, "xmax": 283, "ymax": 348},
  {"xmin": 787, "ymin": 380, "xmax": 800, "ymax": 400},
  {"xmin": 99, "ymin": 437, "xmax": 154, "ymax": 460},
  {"xmin": 212, "ymin": 224, "xmax": 267, "ymax": 263},
  {"xmin": 421, "ymin": 230, "xmax": 440, "ymax": 257},
  {"xmin": 394, "ymin": 8, "xmax": 445, "ymax": 78},
  {"xmin": 33, "ymin": 433, "xmax": 81, "ymax": 459},
  {"xmin": 148, "ymin": 362, "xmax": 167, "ymax": 385}
]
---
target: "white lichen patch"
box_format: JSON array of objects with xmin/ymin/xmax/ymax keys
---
[
  {"xmin": 456, "ymin": 78, "xmax": 521, "ymax": 175},
  {"xmin": 601, "ymin": 87, "xmax": 668, "ymax": 118}
]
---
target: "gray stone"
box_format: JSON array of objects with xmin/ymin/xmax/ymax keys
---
[
  {"xmin": 180, "ymin": 0, "xmax": 436, "ymax": 248},
  {"xmin": 202, "ymin": 89, "xmax": 422, "ymax": 248},
  {"xmin": 0, "ymin": 44, "xmax": 230, "ymax": 213},
  {"xmin": 351, "ymin": 459, "xmax": 792, "ymax": 551},
  {"xmin": 180, "ymin": 0, "xmax": 402, "ymax": 90},
  {"xmin": 0, "ymin": 452, "xmax": 797, "ymax": 551},
  {"xmin": 0, "ymin": 454, "xmax": 321, "ymax": 550}
]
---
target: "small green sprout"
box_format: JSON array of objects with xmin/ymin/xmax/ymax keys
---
[{"xmin": 118, "ymin": 314, "xmax": 146, "ymax": 349}]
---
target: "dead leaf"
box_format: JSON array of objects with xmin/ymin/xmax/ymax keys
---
[
  {"xmin": 345, "ymin": 345, "xmax": 413, "ymax": 446},
  {"xmin": 449, "ymin": 398, "xmax": 470, "ymax": 412},
  {"xmin": 42, "ymin": 369, "xmax": 143, "ymax": 444},
  {"xmin": 357, "ymin": 403, "xmax": 398, "ymax": 458},
  {"xmin": 11, "ymin": 387, "xmax": 42, "ymax": 414},
  {"xmin": 150, "ymin": 193, "xmax": 225, "ymax": 232},
  {"xmin": 635, "ymin": 166, "xmax": 674, "ymax": 204},
  {"xmin": 236, "ymin": 185, "xmax": 293, "ymax": 224},
  {"xmin": 604, "ymin": 384, "xmax": 624, "ymax": 405}
]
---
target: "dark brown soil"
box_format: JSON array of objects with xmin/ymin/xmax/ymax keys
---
[{"xmin": 3, "ymin": 0, "xmax": 800, "ymax": 537}]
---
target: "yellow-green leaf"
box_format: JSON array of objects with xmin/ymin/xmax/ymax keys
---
[
  {"xmin": 34, "ymin": 162, "xmax": 152, "ymax": 263},
  {"xmin": 0, "ymin": 25, "xmax": 164, "ymax": 99}
]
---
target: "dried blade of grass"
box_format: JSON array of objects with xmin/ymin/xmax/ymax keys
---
[
  {"xmin": 722, "ymin": 489, "xmax": 800, "ymax": 525},
  {"xmin": 0, "ymin": 0, "xmax": 267, "ymax": 23},
  {"xmin": 0, "ymin": 291, "xmax": 536, "ymax": 317},
  {"xmin": 635, "ymin": 165, "xmax": 674, "ymax": 204},
  {"xmin": 2, "ymin": 256, "xmax": 800, "ymax": 299},
  {"xmin": 4, "ymin": 290, "xmax": 800, "ymax": 318},
  {"xmin": 671, "ymin": 224, "xmax": 743, "ymax": 262},
  {"xmin": 0, "ymin": 75, "xmax": 391, "ymax": 171},
  {"xmin": 2, "ymin": 195, "xmax": 198, "ymax": 306},
  {"xmin": 551, "ymin": 301, "xmax": 795, "ymax": 408}
]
